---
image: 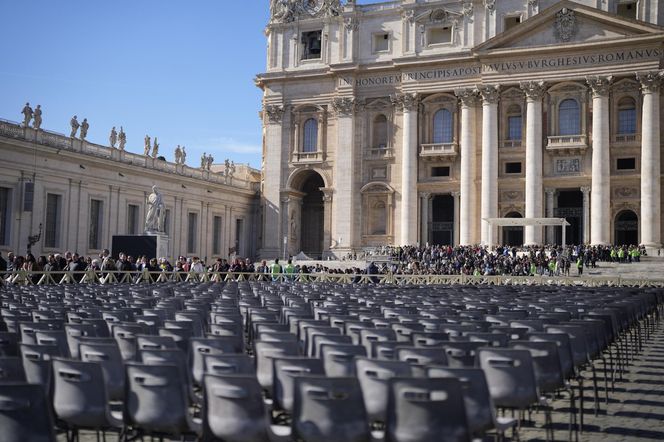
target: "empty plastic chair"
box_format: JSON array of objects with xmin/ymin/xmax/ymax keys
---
[
  {"xmin": 254, "ymin": 340, "xmax": 300, "ymax": 391},
  {"xmin": 136, "ymin": 334, "xmax": 177, "ymax": 351},
  {"xmin": 0, "ymin": 383, "xmax": 56, "ymax": 442},
  {"xmin": 292, "ymin": 376, "xmax": 371, "ymax": 442},
  {"xmin": 442, "ymin": 342, "xmax": 483, "ymax": 368},
  {"xmin": 204, "ymin": 354, "xmax": 255, "ymax": 376},
  {"xmin": 191, "ymin": 337, "xmax": 243, "ymax": 386},
  {"xmin": 79, "ymin": 342, "xmax": 125, "ymax": 401},
  {"xmin": 0, "ymin": 331, "xmax": 19, "ymax": 356},
  {"xmin": 35, "ymin": 330, "xmax": 70, "ymax": 358},
  {"xmin": 395, "ymin": 346, "xmax": 447, "ymax": 366},
  {"xmin": 385, "ymin": 377, "xmax": 470, "ymax": 442},
  {"xmin": 360, "ymin": 328, "xmax": 397, "ymax": 355},
  {"xmin": 0, "ymin": 356, "xmax": 26, "ymax": 382},
  {"xmin": 273, "ymin": 356, "xmax": 325, "ymax": 413},
  {"xmin": 355, "ymin": 357, "xmax": 413, "ymax": 424},
  {"xmin": 321, "ymin": 344, "xmax": 367, "ymax": 377},
  {"xmin": 20, "ymin": 342, "xmax": 61, "ymax": 390},
  {"xmin": 64, "ymin": 323, "xmax": 97, "ymax": 359}
]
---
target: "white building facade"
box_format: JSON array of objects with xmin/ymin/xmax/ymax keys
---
[
  {"xmin": 257, "ymin": 0, "xmax": 664, "ymax": 258},
  {"xmin": 0, "ymin": 120, "xmax": 260, "ymax": 260}
]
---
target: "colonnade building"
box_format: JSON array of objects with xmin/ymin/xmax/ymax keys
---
[{"xmin": 257, "ymin": 0, "xmax": 664, "ymax": 259}]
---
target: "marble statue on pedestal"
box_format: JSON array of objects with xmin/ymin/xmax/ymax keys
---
[
  {"xmin": 152, "ymin": 137, "xmax": 159, "ymax": 158},
  {"xmin": 118, "ymin": 127, "xmax": 126, "ymax": 150},
  {"xmin": 174, "ymin": 145, "xmax": 182, "ymax": 164},
  {"xmin": 70, "ymin": 116, "xmax": 80, "ymax": 137},
  {"xmin": 21, "ymin": 103, "xmax": 33, "ymax": 127},
  {"xmin": 80, "ymin": 118, "xmax": 89, "ymax": 140},
  {"xmin": 109, "ymin": 127, "xmax": 117, "ymax": 148},
  {"xmin": 33, "ymin": 105, "xmax": 42, "ymax": 130},
  {"xmin": 144, "ymin": 135, "xmax": 151, "ymax": 156},
  {"xmin": 145, "ymin": 185, "xmax": 166, "ymax": 232}
]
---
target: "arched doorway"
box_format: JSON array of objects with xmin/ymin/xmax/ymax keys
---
[
  {"xmin": 502, "ymin": 212, "xmax": 524, "ymax": 246},
  {"xmin": 614, "ymin": 210, "xmax": 638, "ymax": 245},
  {"xmin": 299, "ymin": 172, "xmax": 325, "ymax": 258},
  {"xmin": 431, "ymin": 195, "xmax": 454, "ymax": 246}
]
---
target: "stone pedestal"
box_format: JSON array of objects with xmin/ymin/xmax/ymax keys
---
[{"xmin": 111, "ymin": 233, "xmax": 170, "ymax": 261}]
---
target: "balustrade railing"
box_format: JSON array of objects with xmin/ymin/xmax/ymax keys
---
[
  {"xmin": 420, "ymin": 142, "xmax": 458, "ymax": 157},
  {"xmin": 546, "ymin": 134, "xmax": 588, "ymax": 150}
]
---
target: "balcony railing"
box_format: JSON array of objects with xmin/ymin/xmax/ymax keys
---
[
  {"xmin": 365, "ymin": 147, "xmax": 394, "ymax": 160},
  {"xmin": 500, "ymin": 139, "xmax": 522, "ymax": 148},
  {"xmin": 614, "ymin": 133, "xmax": 641, "ymax": 144},
  {"xmin": 420, "ymin": 143, "xmax": 458, "ymax": 158},
  {"xmin": 546, "ymin": 134, "xmax": 588, "ymax": 152},
  {"xmin": 293, "ymin": 150, "xmax": 323, "ymax": 162}
]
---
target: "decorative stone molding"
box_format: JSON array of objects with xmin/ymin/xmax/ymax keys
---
[
  {"xmin": 484, "ymin": 0, "xmax": 496, "ymax": 15},
  {"xmin": 586, "ymin": 75, "xmax": 613, "ymax": 97},
  {"xmin": 614, "ymin": 187, "xmax": 639, "ymax": 199},
  {"xmin": 636, "ymin": 71, "xmax": 664, "ymax": 94},
  {"xmin": 554, "ymin": 8, "xmax": 578, "ymax": 43},
  {"xmin": 451, "ymin": 191, "xmax": 461, "ymax": 198},
  {"xmin": 580, "ymin": 186, "xmax": 591, "ymax": 198},
  {"xmin": 391, "ymin": 93, "xmax": 419, "ymax": 112},
  {"xmin": 502, "ymin": 190, "xmax": 524, "ymax": 201},
  {"xmin": 544, "ymin": 188, "xmax": 557, "ymax": 197},
  {"xmin": 419, "ymin": 192, "xmax": 431, "ymax": 199},
  {"xmin": 454, "ymin": 88, "xmax": 479, "ymax": 107},
  {"xmin": 478, "ymin": 85, "xmax": 500, "ymax": 104},
  {"xmin": 269, "ymin": 0, "xmax": 341, "ymax": 24},
  {"xmin": 332, "ymin": 97, "xmax": 356, "ymax": 116},
  {"xmin": 527, "ymin": 0, "xmax": 538, "ymax": 6},
  {"xmin": 520, "ymin": 80, "xmax": 547, "ymax": 101},
  {"xmin": 264, "ymin": 105, "xmax": 285, "ymax": 124},
  {"xmin": 612, "ymin": 80, "xmax": 640, "ymax": 93},
  {"xmin": 344, "ymin": 16, "xmax": 359, "ymax": 31},
  {"xmin": 402, "ymin": 9, "xmax": 415, "ymax": 23},
  {"xmin": 462, "ymin": 2, "xmax": 474, "ymax": 18}
]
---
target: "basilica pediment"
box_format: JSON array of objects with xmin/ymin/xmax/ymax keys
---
[{"xmin": 475, "ymin": 0, "xmax": 664, "ymax": 53}]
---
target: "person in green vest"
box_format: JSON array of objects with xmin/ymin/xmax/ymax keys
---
[
  {"xmin": 576, "ymin": 256, "xmax": 584, "ymax": 276},
  {"xmin": 610, "ymin": 248, "xmax": 617, "ymax": 262},
  {"xmin": 284, "ymin": 258, "xmax": 295, "ymax": 281},
  {"xmin": 270, "ymin": 258, "xmax": 282, "ymax": 282},
  {"xmin": 618, "ymin": 247, "xmax": 625, "ymax": 263}
]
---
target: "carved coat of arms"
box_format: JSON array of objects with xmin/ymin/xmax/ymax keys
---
[{"xmin": 554, "ymin": 8, "xmax": 578, "ymax": 42}]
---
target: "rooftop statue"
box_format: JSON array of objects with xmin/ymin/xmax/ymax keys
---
[
  {"xmin": 80, "ymin": 118, "xmax": 89, "ymax": 140},
  {"xmin": 32, "ymin": 105, "xmax": 42, "ymax": 130},
  {"xmin": 21, "ymin": 102, "xmax": 33, "ymax": 127},
  {"xmin": 70, "ymin": 116, "xmax": 80, "ymax": 138},
  {"xmin": 109, "ymin": 127, "xmax": 117, "ymax": 148},
  {"xmin": 118, "ymin": 127, "xmax": 126, "ymax": 151}
]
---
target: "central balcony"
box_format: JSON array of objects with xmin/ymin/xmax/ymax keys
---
[
  {"xmin": 292, "ymin": 150, "xmax": 324, "ymax": 163},
  {"xmin": 365, "ymin": 147, "xmax": 394, "ymax": 160},
  {"xmin": 420, "ymin": 143, "xmax": 458, "ymax": 160},
  {"xmin": 546, "ymin": 134, "xmax": 588, "ymax": 153}
]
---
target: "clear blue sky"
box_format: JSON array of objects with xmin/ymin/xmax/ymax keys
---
[{"xmin": 0, "ymin": 1, "xmax": 270, "ymax": 168}]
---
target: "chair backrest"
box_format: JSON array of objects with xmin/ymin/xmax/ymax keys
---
[
  {"xmin": 20, "ymin": 342, "xmax": 61, "ymax": 390},
  {"xmin": 158, "ymin": 327, "xmax": 193, "ymax": 352},
  {"xmin": 0, "ymin": 383, "xmax": 56, "ymax": 442},
  {"xmin": 385, "ymin": 377, "xmax": 470, "ymax": 442},
  {"xmin": 64, "ymin": 324, "xmax": 98, "ymax": 359},
  {"xmin": 371, "ymin": 340, "xmax": 401, "ymax": 360},
  {"xmin": 360, "ymin": 328, "xmax": 397, "ymax": 355},
  {"xmin": 0, "ymin": 331, "xmax": 19, "ymax": 356},
  {"xmin": 0, "ymin": 356, "xmax": 26, "ymax": 382},
  {"xmin": 20, "ymin": 321, "xmax": 58, "ymax": 345},
  {"xmin": 427, "ymin": 366, "xmax": 495, "ymax": 436},
  {"xmin": 321, "ymin": 344, "xmax": 367, "ymax": 377},
  {"xmin": 293, "ymin": 376, "xmax": 371, "ymax": 442},
  {"xmin": 410, "ymin": 332, "xmax": 449, "ymax": 347},
  {"xmin": 395, "ymin": 346, "xmax": 447, "ymax": 366},
  {"xmin": 442, "ymin": 342, "xmax": 483, "ymax": 368},
  {"xmin": 304, "ymin": 326, "xmax": 341, "ymax": 356},
  {"xmin": 509, "ymin": 340, "xmax": 564, "ymax": 393},
  {"xmin": 478, "ymin": 348, "xmax": 539, "ymax": 410},
  {"xmin": 124, "ymin": 362, "xmax": 191, "ymax": 435},
  {"xmin": 355, "ymin": 357, "xmax": 413, "ymax": 423},
  {"xmin": 190, "ymin": 337, "xmax": 243, "ymax": 386},
  {"xmin": 79, "ymin": 342, "xmax": 125, "ymax": 401},
  {"xmin": 273, "ymin": 356, "xmax": 325, "ymax": 413},
  {"xmin": 254, "ymin": 340, "xmax": 300, "ymax": 391},
  {"xmin": 466, "ymin": 332, "xmax": 508, "ymax": 348},
  {"xmin": 544, "ymin": 324, "xmax": 589, "ymax": 367},
  {"xmin": 51, "ymin": 357, "xmax": 110, "ymax": 428},
  {"xmin": 35, "ymin": 330, "xmax": 70, "ymax": 358},
  {"xmin": 204, "ymin": 354, "xmax": 256, "ymax": 376},
  {"xmin": 136, "ymin": 334, "xmax": 178, "ymax": 351}
]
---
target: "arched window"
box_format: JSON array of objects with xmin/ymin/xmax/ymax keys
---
[
  {"xmin": 302, "ymin": 118, "xmax": 318, "ymax": 153},
  {"xmin": 433, "ymin": 109, "xmax": 453, "ymax": 143},
  {"xmin": 617, "ymin": 97, "xmax": 636, "ymax": 134},
  {"xmin": 558, "ymin": 99, "xmax": 580, "ymax": 135},
  {"xmin": 373, "ymin": 114, "xmax": 388, "ymax": 149},
  {"xmin": 370, "ymin": 200, "xmax": 387, "ymax": 235},
  {"xmin": 506, "ymin": 104, "xmax": 522, "ymax": 141}
]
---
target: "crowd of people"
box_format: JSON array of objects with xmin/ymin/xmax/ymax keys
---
[{"xmin": 0, "ymin": 243, "xmax": 650, "ymax": 283}]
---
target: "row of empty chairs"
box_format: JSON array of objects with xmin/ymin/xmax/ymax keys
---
[{"xmin": 1, "ymin": 280, "xmax": 662, "ymax": 441}]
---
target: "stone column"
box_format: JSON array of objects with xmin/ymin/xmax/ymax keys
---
[
  {"xmin": 452, "ymin": 191, "xmax": 461, "ymax": 246},
  {"xmin": 394, "ymin": 93, "xmax": 419, "ymax": 246},
  {"xmin": 332, "ymin": 97, "xmax": 356, "ymax": 252},
  {"xmin": 455, "ymin": 89, "xmax": 479, "ymax": 245},
  {"xmin": 581, "ymin": 186, "xmax": 591, "ymax": 244},
  {"xmin": 545, "ymin": 188, "xmax": 556, "ymax": 245},
  {"xmin": 637, "ymin": 71, "xmax": 663, "ymax": 248},
  {"xmin": 479, "ymin": 85, "xmax": 500, "ymax": 246},
  {"xmin": 520, "ymin": 81, "xmax": 546, "ymax": 245},
  {"xmin": 261, "ymin": 104, "xmax": 285, "ymax": 258},
  {"xmin": 420, "ymin": 192, "xmax": 430, "ymax": 246},
  {"xmin": 587, "ymin": 75, "xmax": 612, "ymax": 245},
  {"xmin": 321, "ymin": 189, "xmax": 334, "ymax": 258}
]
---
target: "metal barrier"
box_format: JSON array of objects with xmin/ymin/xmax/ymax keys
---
[{"xmin": 2, "ymin": 270, "xmax": 664, "ymax": 288}]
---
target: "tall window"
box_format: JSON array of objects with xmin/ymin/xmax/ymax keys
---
[
  {"xmin": 433, "ymin": 109, "xmax": 453, "ymax": 143},
  {"xmin": 235, "ymin": 219, "xmax": 244, "ymax": 255},
  {"xmin": 303, "ymin": 118, "xmax": 318, "ymax": 153},
  {"xmin": 187, "ymin": 212, "xmax": 198, "ymax": 254},
  {"xmin": 373, "ymin": 114, "xmax": 388, "ymax": 148},
  {"xmin": 213, "ymin": 216, "xmax": 222, "ymax": 255},
  {"xmin": 127, "ymin": 204, "xmax": 139, "ymax": 235},
  {"xmin": 617, "ymin": 97, "xmax": 637, "ymax": 134},
  {"xmin": 164, "ymin": 209, "xmax": 171, "ymax": 236},
  {"xmin": 89, "ymin": 199, "xmax": 103, "ymax": 250},
  {"xmin": 0, "ymin": 188, "xmax": 11, "ymax": 246},
  {"xmin": 506, "ymin": 104, "xmax": 522, "ymax": 140},
  {"xmin": 44, "ymin": 194, "xmax": 61, "ymax": 248},
  {"xmin": 370, "ymin": 201, "xmax": 387, "ymax": 235},
  {"xmin": 558, "ymin": 99, "xmax": 580, "ymax": 135}
]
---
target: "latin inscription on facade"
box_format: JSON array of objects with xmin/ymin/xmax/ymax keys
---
[
  {"xmin": 554, "ymin": 157, "xmax": 581, "ymax": 175},
  {"xmin": 340, "ymin": 48, "xmax": 660, "ymax": 88}
]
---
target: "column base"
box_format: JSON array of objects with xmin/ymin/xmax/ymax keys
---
[{"xmin": 642, "ymin": 244, "xmax": 663, "ymax": 257}]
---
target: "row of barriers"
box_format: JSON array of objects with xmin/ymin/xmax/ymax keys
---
[{"xmin": 3, "ymin": 270, "xmax": 664, "ymax": 288}]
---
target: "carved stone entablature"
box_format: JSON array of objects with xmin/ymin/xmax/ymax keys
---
[
  {"xmin": 612, "ymin": 79, "xmax": 640, "ymax": 94},
  {"xmin": 332, "ymin": 97, "xmax": 356, "ymax": 116},
  {"xmin": 614, "ymin": 187, "xmax": 639, "ymax": 199},
  {"xmin": 636, "ymin": 71, "xmax": 664, "ymax": 94},
  {"xmin": 454, "ymin": 88, "xmax": 479, "ymax": 107},
  {"xmin": 364, "ymin": 97, "xmax": 392, "ymax": 111},
  {"xmin": 391, "ymin": 93, "xmax": 419, "ymax": 111},
  {"xmin": 520, "ymin": 81, "xmax": 547, "ymax": 101},
  {"xmin": 501, "ymin": 87, "xmax": 524, "ymax": 100},
  {"xmin": 484, "ymin": 0, "xmax": 496, "ymax": 15},
  {"xmin": 501, "ymin": 190, "xmax": 524, "ymax": 202},
  {"xmin": 264, "ymin": 104, "xmax": 285, "ymax": 124},
  {"xmin": 269, "ymin": 0, "xmax": 342, "ymax": 24},
  {"xmin": 554, "ymin": 8, "xmax": 578, "ymax": 43},
  {"xmin": 586, "ymin": 76, "xmax": 613, "ymax": 97},
  {"xmin": 413, "ymin": 7, "xmax": 461, "ymax": 26},
  {"xmin": 478, "ymin": 85, "xmax": 500, "ymax": 104}
]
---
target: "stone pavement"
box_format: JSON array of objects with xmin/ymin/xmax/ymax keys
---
[{"xmin": 520, "ymin": 317, "xmax": 664, "ymax": 442}]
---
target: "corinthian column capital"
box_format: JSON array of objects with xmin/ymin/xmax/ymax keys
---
[
  {"xmin": 454, "ymin": 88, "xmax": 479, "ymax": 107},
  {"xmin": 264, "ymin": 104, "xmax": 285, "ymax": 124},
  {"xmin": 520, "ymin": 80, "xmax": 547, "ymax": 101},
  {"xmin": 331, "ymin": 97, "xmax": 356, "ymax": 116},
  {"xmin": 391, "ymin": 93, "xmax": 419, "ymax": 111},
  {"xmin": 636, "ymin": 70, "xmax": 664, "ymax": 94},
  {"xmin": 477, "ymin": 85, "xmax": 500, "ymax": 104},
  {"xmin": 586, "ymin": 75, "xmax": 613, "ymax": 97}
]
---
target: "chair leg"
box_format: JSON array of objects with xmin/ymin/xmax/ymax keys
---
[
  {"xmin": 577, "ymin": 376, "xmax": 584, "ymax": 433},
  {"xmin": 602, "ymin": 357, "xmax": 609, "ymax": 405},
  {"xmin": 590, "ymin": 363, "xmax": 599, "ymax": 416}
]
